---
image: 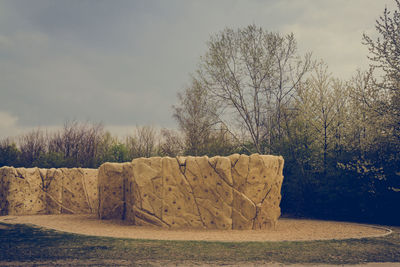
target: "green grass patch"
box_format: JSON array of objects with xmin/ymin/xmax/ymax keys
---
[{"xmin": 0, "ymin": 222, "xmax": 399, "ymax": 265}]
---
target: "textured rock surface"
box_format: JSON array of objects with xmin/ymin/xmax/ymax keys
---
[
  {"xmin": 98, "ymin": 154, "xmax": 284, "ymax": 229},
  {"xmin": 0, "ymin": 167, "xmax": 98, "ymax": 215},
  {"xmin": 98, "ymin": 162, "xmax": 131, "ymax": 220}
]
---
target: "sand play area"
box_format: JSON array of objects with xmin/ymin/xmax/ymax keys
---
[{"xmin": 0, "ymin": 214, "xmax": 391, "ymax": 242}]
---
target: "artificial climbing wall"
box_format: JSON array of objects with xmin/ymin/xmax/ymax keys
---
[
  {"xmin": 0, "ymin": 167, "xmax": 98, "ymax": 215},
  {"xmin": 98, "ymin": 154, "xmax": 284, "ymax": 230}
]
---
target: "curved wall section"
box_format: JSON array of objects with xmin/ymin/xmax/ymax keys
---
[
  {"xmin": 98, "ymin": 154, "xmax": 284, "ymax": 230},
  {"xmin": 0, "ymin": 167, "xmax": 98, "ymax": 215}
]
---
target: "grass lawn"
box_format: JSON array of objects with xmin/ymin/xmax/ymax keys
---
[{"xmin": 0, "ymin": 222, "xmax": 399, "ymax": 266}]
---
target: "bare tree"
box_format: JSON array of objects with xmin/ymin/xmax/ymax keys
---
[
  {"xmin": 363, "ymin": 0, "xmax": 400, "ymax": 90},
  {"xmin": 346, "ymin": 70, "xmax": 386, "ymax": 155},
  {"xmin": 363, "ymin": 0, "xmax": 400, "ymax": 139},
  {"xmin": 158, "ymin": 128, "xmax": 184, "ymax": 157},
  {"xmin": 297, "ymin": 62, "xmax": 347, "ymax": 172},
  {"xmin": 126, "ymin": 126, "xmax": 157, "ymax": 158},
  {"xmin": 48, "ymin": 121, "xmax": 104, "ymax": 167},
  {"xmin": 19, "ymin": 129, "xmax": 47, "ymax": 167},
  {"xmin": 198, "ymin": 25, "xmax": 312, "ymax": 153},
  {"xmin": 173, "ymin": 78, "xmax": 218, "ymax": 156}
]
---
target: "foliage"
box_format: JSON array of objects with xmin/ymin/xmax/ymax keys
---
[
  {"xmin": 96, "ymin": 132, "xmax": 130, "ymax": 164},
  {"xmin": 0, "ymin": 139, "xmax": 20, "ymax": 167},
  {"xmin": 363, "ymin": 0, "xmax": 400, "ymax": 140}
]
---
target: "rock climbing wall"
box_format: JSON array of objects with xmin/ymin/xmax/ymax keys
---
[
  {"xmin": 0, "ymin": 153, "xmax": 284, "ymax": 229},
  {"xmin": 0, "ymin": 167, "xmax": 98, "ymax": 215},
  {"xmin": 98, "ymin": 154, "xmax": 284, "ymax": 230},
  {"xmin": 98, "ymin": 162, "xmax": 131, "ymax": 220}
]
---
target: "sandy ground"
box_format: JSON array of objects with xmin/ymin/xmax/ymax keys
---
[{"xmin": 0, "ymin": 214, "xmax": 391, "ymax": 242}]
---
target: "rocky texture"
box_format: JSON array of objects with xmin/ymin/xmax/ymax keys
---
[
  {"xmin": 0, "ymin": 153, "xmax": 284, "ymax": 230},
  {"xmin": 98, "ymin": 162, "xmax": 131, "ymax": 220},
  {"xmin": 98, "ymin": 154, "xmax": 284, "ymax": 230},
  {"xmin": 0, "ymin": 167, "xmax": 98, "ymax": 215}
]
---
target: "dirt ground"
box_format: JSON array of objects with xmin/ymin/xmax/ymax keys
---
[{"xmin": 0, "ymin": 214, "xmax": 391, "ymax": 242}]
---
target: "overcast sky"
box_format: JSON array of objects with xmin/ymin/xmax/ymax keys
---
[{"xmin": 0, "ymin": 0, "xmax": 396, "ymax": 138}]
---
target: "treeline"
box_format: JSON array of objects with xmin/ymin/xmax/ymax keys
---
[
  {"xmin": 170, "ymin": 3, "xmax": 400, "ymax": 225},
  {"xmin": 0, "ymin": 122, "xmax": 240, "ymax": 169},
  {"xmin": 0, "ymin": 122, "xmax": 175, "ymax": 168},
  {"xmin": 1, "ymin": 2, "xmax": 400, "ymax": 225}
]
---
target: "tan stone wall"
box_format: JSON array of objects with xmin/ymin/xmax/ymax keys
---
[
  {"xmin": 0, "ymin": 167, "xmax": 98, "ymax": 215},
  {"xmin": 98, "ymin": 154, "xmax": 284, "ymax": 230}
]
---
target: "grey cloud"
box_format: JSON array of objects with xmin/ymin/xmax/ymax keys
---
[{"xmin": 0, "ymin": 0, "xmax": 396, "ymax": 137}]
